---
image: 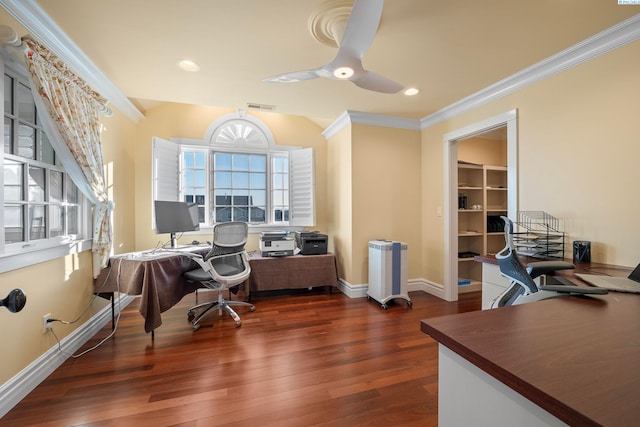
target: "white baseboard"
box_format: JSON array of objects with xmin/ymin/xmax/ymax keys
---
[
  {"xmin": 337, "ymin": 278, "xmax": 445, "ymax": 300},
  {"xmin": 0, "ymin": 294, "xmax": 134, "ymax": 419}
]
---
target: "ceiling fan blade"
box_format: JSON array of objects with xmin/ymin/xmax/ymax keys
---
[
  {"xmin": 352, "ymin": 70, "xmax": 404, "ymax": 94},
  {"xmin": 339, "ymin": 0, "xmax": 384, "ymax": 57},
  {"xmin": 264, "ymin": 69, "xmax": 322, "ymax": 83}
]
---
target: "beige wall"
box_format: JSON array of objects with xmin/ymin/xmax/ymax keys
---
[
  {"xmin": 422, "ymin": 39, "xmax": 640, "ymax": 288},
  {"xmin": 326, "ymin": 123, "xmax": 422, "ymax": 285},
  {"xmin": 326, "ymin": 125, "xmax": 353, "ymax": 280},
  {"xmin": 351, "ymin": 124, "xmax": 422, "ymax": 284},
  {"xmin": 0, "ymin": 106, "xmax": 135, "ymax": 384},
  {"xmin": 132, "ymin": 103, "xmax": 329, "ymax": 251},
  {"xmin": 458, "ymin": 137, "xmax": 507, "ymax": 167}
]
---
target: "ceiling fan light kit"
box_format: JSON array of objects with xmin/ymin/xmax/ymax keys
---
[{"xmin": 264, "ymin": 0, "xmax": 404, "ymax": 94}]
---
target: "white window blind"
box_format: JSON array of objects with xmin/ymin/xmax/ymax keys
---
[{"xmin": 289, "ymin": 148, "xmax": 315, "ymax": 226}]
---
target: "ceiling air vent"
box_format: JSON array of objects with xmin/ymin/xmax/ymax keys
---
[{"xmin": 246, "ymin": 102, "xmax": 275, "ymax": 111}]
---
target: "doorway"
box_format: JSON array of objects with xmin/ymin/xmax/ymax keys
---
[{"xmin": 443, "ymin": 110, "xmax": 518, "ymax": 301}]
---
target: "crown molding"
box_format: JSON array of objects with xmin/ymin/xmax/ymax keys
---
[
  {"xmin": 0, "ymin": 0, "xmax": 144, "ymax": 122},
  {"xmin": 420, "ymin": 13, "xmax": 640, "ymax": 130},
  {"xmin": 322, "ymin": 110, "xmax": 421, "ymax": 139}
]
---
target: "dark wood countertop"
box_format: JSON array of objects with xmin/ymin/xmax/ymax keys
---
[{"xmin": 421, "ymin": 292, "xmax": 640, "ymax": 426}]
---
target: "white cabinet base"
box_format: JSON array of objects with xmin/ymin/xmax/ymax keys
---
[{"xmin": 438, "ymin": 345, "xmax": 567, "ymax": 427}]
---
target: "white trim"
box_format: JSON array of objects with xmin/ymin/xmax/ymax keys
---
[
  {"xmin": 421, "ymin": 14, "xmax": 640, "ymax": 129},
  {"xmin": 336, "ymin": 278, "xmax": 368, "ymax": 298},
  {"xmin": 0, "ymin": 294, "xmax": 134, "ymax": 418},
  {"xmin": 0, "ymin": 0, "xmax": 144, "ymax": 123},
  {"xmin": 443, "ymin": 110, "xmax": 518, "ymax": 302},
  {"xmin": 323, "ymin": 110, "xmax": 421, "ymax": 139},
  {"xmin": 407, "ymin": 278, "xmax": 446, "ymax": 300},
  {"xmin": 0, "ymin": 238, "xmax": 92, "ymax": 274}
]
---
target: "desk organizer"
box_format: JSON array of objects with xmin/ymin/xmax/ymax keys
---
[{"xmin": 512, "ymin": 211, "xmax": 566, "ymax": 259}]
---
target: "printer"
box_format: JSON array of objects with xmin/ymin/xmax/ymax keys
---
[
  {"xmin": 260, "ymin": 231, "xmax": 295, "ymax": 257},
  {"xmin": 295, "ymin": 231, "xmax": 328, "ymax": 255}
]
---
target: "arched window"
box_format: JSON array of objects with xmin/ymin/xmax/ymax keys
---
[{"xmin": 152, "ymin": 111, "xmax": 314, "ymax": 232}]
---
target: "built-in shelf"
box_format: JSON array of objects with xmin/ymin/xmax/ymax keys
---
[{"xmin": 458, "ymin": 163, "xmax": 508, "ymax": 286}]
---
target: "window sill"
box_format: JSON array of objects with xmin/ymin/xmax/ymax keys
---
[
  {"xmin": 0, "ymin": 239, "xmax": 93, "ymax": 274},
  {"xmin": 195, "ymin": 224, "xmax": 305, "ymax": 235}
]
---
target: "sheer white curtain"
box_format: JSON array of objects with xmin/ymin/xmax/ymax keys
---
[{"xmin": 22, "ymin": 36, "xmax": 114, "ymax": 276}]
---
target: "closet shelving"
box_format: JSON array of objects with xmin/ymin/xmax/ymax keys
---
[{"xmin": 457, "ymin": 162, "xmax": 508, "ymax": 292}]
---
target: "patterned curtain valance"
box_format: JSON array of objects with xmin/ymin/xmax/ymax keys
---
[{"xmin": 22, "ymin": 35, "xmax": 111, "ymax": 116}]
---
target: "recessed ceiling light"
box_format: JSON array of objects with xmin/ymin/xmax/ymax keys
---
[
  {"xmin": 177, "ymin": 59, "xmax": 200, "ymax": 72},
  {"xmin": 333, "ymin": 66, "xmax": 354, "ymax": 79},
  {"xmin": 404, "ymin": 87, "xmax": 420, "ymax": 96}
]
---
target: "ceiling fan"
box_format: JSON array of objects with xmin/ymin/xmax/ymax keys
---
[{"xmin": 264, "ymin": 0, "xmax": 404, "ymax": 94}]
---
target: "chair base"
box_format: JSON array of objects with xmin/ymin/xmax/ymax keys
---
[{"xmin": 188, "ymin": 290, "xmax": 255, "ymax": 330}]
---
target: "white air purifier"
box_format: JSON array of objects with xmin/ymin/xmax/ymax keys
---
[{"xmin": 367, "ymin": 240, "xmax": 412, "ymax": 309}]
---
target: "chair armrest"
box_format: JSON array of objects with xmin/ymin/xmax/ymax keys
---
[{"xmin": 526, "ymin": 261, "xmax": 575, "ymax": 279}]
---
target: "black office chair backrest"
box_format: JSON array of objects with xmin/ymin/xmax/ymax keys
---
[{"xmin": 496, "ymin": 216, "xmax": 539, "ymax": 295}]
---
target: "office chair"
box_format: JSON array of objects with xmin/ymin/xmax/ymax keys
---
[
  {"xmin": 182, "ymin": 222, "xmax": 255, "ymax": 330},
  {"xmin": 491, "ymin": 216, "xmax": 606, "ymax": 308}
]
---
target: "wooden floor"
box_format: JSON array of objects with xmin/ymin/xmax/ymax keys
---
[{"xmin": 2, "ymin": 289, "xmax": 480, "ymax": 427}]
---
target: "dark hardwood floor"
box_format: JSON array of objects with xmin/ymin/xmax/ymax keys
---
[{"xmin": 2, "ymin": 289, "xmax": 480, "ymax": 426}]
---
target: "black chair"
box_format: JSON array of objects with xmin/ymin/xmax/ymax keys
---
[
  {"xmin": 492, "ymin": 216, "xmax": 606, "ymax": 308},
  {"xmin": 181, "ymin": 222, "xmax": 254, "ymax": 330}
]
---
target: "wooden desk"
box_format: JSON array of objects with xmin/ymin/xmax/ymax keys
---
[
  {"xmin": 94, "ymin": 247, "xmax": 209, "ymax": 333},
  {"xmin": 246, "ymin": 252, "xmax": 338, "ymax": 296},
  {"xmin": 421, "ymin": 282, "xmax": 640, "ymax": 425}
]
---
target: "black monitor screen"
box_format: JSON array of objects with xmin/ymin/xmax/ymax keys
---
[{"xmin": 154, "ymin": 201, "xmax": 199, "ymax": 246}]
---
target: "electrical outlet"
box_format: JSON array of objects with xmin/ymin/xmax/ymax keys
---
[{"xmin": 43, "ymin": 313, "xmax": 52, "ymax": 334}]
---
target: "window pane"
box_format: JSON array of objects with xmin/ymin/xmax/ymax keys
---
[
  {"xmin": 214, "ymin": 171, "xmax": 231, "ymax": 187},
  {"xmin": 232, "ymin": 172, "xmax": 249, "ymax": 188},
  {"xmin": 39, "ymin": 131, "xmax": 55, "ymax": 164},
  {"xmin": 232, "ymin": 189, "xmax": 249, "ymax": 206},
  {"xmin": 4, "ymin": 204, "xmax": 24, "ymax": 243},
  {"xmin": 233, "ymin": 207, "xmax": 248, "ymax": 222},
  {"xmin": 250, "ymin": 155, "xmax": 266, "ymax": 172},
  {"xmin": 250, "ymin": 173, "xmax": 266, "ymax": 189},
  {"xmin": 4, "ymin": 160, "xmax": 23, "ymax": 201},
  {"xmin": 4, "ymin": 74, "xmax": 13, "ymax": 115},
  {"xmin": 50, "ymin": 170, "xmax": 63, "ymax": 203},
  {"xmin": 195, "ymin": 152, "xmax": 205, "ymax": 168},
  {"xmin": 195, "ymin": 170, "xmax": 206, "ymax": 186},
  {"xmin": 50, "ymin": 205, "xmax": 64, "ymax": 237},
  {"xmin": 250, "ymin": 207, "xmax": 265, "ymax": 222},
  {"xmin": 67, "ymin": 180, "xmax": 79, "ymax": 203},
  {"xmin": 17, "ymin": 82, "xmax": 36, "ymax": 124},
  {"xmin": 214, "ymin": 153, "xmax": 232, "ymax": 169},
  {"xmin": 215, "ymin": 206, "xmax": 232, "ymax": 222},
  {"xmin": 184, "ymin": 152, "xmax": 194, "ymax": 168},
  {"xmin": 214, "ymin": 190, "xmax": 232, "ymax": 206},
  {"xmin": 232, "ymin": 155, "xmax": 249, "ymax": 171},
  {"xmin": 29, "ymin": 204, "xmax": 46, "ymax": 240},
  {"xmin": 28, "ymin": 166, "xmax": 45, "ymax": 202},
  {"xmin": 68, "ymin": 206, "xmax": 79, "ymax": 235},
  {"xmin": 18, "ymin": 124, "xmax": 35, "ymax": 159},
  {"xmin": 4, "ymin": 117, "xmax": 13, "ymax": 154},
  {"xmin": 249, "ymin": 190, "xmax": 266, "ymax": 206},
  {"xmin": 274, "ymin": 157, "xmax": 288, "ymax": 173}
]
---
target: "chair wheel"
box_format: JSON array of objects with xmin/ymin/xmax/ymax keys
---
[
  {"xmin": 249, "ymin": 306, "xmax": 256, "ymax": 312},
  {"xmin": 381, "ymin": 304, "xmax": 388, "ymax": 310},
  {"xmin": 192, "ymin": 323, "xmax": 200, "ymax": 331},
  {"xmin": 407, "ymin": 301, "xmax": 413, "ymax": 308}
]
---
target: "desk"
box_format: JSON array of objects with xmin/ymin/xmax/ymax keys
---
[
  {"xmin": 422, "ymin": 264, "xmax": 640, "ymax": 426},
  {"xmin": 94, "ymin": 247, "xmax": 209, "ymax": 333},
  {"xmin": 246, "ymin": 252, "xmax": 338, "ymax": 296}
]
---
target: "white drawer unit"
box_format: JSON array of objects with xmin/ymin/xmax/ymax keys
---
[{"xmin": 367, "ymin": 240, "xmax": 412, "ymax": 309}]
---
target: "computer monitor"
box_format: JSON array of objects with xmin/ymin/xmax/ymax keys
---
[{"xmin": 154, "ymin": 200, "xmax": 200, "ymax": 248}]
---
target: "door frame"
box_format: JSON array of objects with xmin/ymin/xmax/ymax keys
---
[{"xmin": 443, "ymin": 109, "xmax": 518, "ymax": 301}]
